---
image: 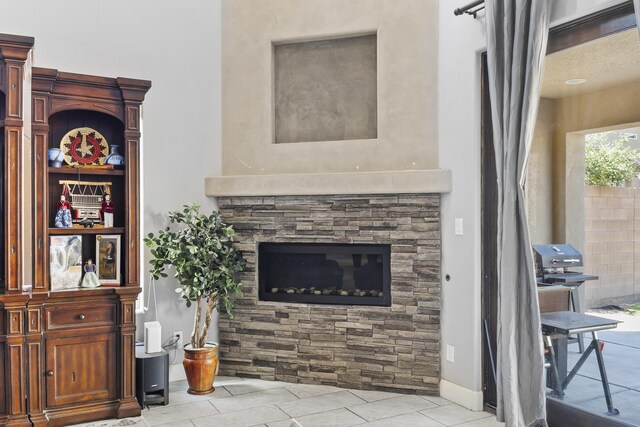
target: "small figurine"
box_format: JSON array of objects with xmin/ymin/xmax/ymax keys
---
[
  {"xmin": 54, "ymin": 194, "xmax": 73, "ymax": 228},
  {"xmin": 101, "ymin": 193, "xmax": 114, "ymax": 228},
  {"xmin": 80, "ymin": 259, "xmax": 101, "ymax": 288}
]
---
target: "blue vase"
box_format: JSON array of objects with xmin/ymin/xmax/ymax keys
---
[
  {"xmin": 48, "ymin": 148, "xmax": 64, "ymax": 168},
  {"xmin": 104, "ymin": 145, "xmax": 125, "ymax": 169}
]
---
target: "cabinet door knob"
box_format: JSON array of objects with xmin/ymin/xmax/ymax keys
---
[
  {"xmin": 78, "ymin": 314, "xmax": 86, "ymax": 320},
  {"xmin": 46, "ymin": 371, "xmax": 54, "ymax": 377}
]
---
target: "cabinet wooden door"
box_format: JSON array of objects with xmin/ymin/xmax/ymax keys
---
[{"xmin": 45, "ymin": 332, "xmax": 116, "ymax": 407}]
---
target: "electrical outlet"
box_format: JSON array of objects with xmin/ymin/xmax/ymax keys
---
[
  {"xmin": 446, "ymin": 344, "xmax": 455, "ymax": 363},
  {"xmin": 174, "ymin": 330, "xmax": 183, "ymax": 349}
]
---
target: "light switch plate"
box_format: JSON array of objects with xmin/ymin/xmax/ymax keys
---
[
  {"xmin": 455, "ymin": 218, "xmax": 463, "ymax": 235},
  {"xmin": 446, "ymin": 344, "xmax": 455, "ymax": 362}
]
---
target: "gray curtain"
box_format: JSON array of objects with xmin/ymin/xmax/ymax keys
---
[
  {"xmin": 485, "ymin": 1, "xmax": 550, "ymax": 426},
  {"xmin": 635, "ymin": 0, "xmax": 640, "ymax": 37}
]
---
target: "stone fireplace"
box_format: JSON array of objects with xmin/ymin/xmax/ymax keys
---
[
  {"xmin": 217, "ymin": 193, "xmax": 441, "ymax": 394},
  {"xmin": 211, "ymin": 0, "xmax": 448, "ymax": 396}
]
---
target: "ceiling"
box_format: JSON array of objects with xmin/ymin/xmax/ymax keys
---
[{"xmin": 540, "ymin": 29, "xmax": 640, "ymax": 99}]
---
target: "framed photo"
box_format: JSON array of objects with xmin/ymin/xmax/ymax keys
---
[
  {"xmin": 96, "ymin": 234, "xmax": 121, "ymax": 285},
  {"xmin": 50, "ymin": 235, "xmax": 83, "ymax": 290}
]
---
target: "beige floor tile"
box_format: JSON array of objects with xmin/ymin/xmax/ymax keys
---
[
  {"xmin": 143, "ymin": 401, "xmax": 218, "ymax": 426},
  {"xmin": 152, "ymin": 421, "xmax": 194, "ymax": 427},
  {"xmin": 164, "ymin": 384, "xmax": 231, "ymax": 407},
  {"xmin": 224, "ymin": 378, "xmax": 289, "ymax": 395},
  {"xmin": 421, "ymin": 395, "xmax": 455, "ymax": 406},
  {"xmin": 69, "ymin": 417, "xmax": 148, "ymax": 427},
  {"xmin": 457, "ymin": 415, "xmax": 505, "ymax": 426},
  {"xmin": 348, "ymin": 389, "xmax": 402, "ymax": 402},
  {"xmin": 348, "ymin": 394, "xmax": 438, "ymax": 422},
  {"xmin": 215, "ymin": 375, "xmax": 246, "ymax": 386},
  {"xmin": 357, "ymin": 412, "xmax": 445, "ymax": 427},
  {"xmin": 72, "ymin": 379, "xmax": 508, "ymax": 427},
  {"xmin": 211, "ymin": 387, "xmax": 299, "ymax": 413},
  {"xmin": 169, "ymin": 380, "xmax": 189, "ymax": 392},
  {"xmin": 266, "ymin": 420, "xmax": 300, "ymax": 427},
  {"xmin": 190, "ymin": 404, "xmax": 290, "ymax": 427},
  {"xmin": 285, "ymin": 383, "xmax": 344, "ymax": 399},
  {"xmin": 280, "ymin": 408, "xmax": 365, "ymax": 427},
  {"xmin": 420, "ymin": 404, "xmax": 493, "ymax": 426},
  {"xmin": 277, "ymin": 390, "xmax": 366, "ymax": 418}
]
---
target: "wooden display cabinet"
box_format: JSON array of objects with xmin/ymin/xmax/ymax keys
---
[
  {"xmin": 1, "ymin": 33, "xmax": 151, "ymax": 426},
  {"xmin": 0, "ymin": 33, "xmax": 34, "ymax": 427}
]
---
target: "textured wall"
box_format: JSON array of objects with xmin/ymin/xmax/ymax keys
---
[
  {"xmin": 274, "ymin": 34, "xmax": 377, "ymax": 144},
  {"xmin": 218, "ymin": 194, "xmax": 441, "ymax": 394},
  {"xmin": 221, "ymin": 0, "xmax": 438, "ymax": 176},
  {"xmin": 527, "ymin": 98, "xmax": 556, "ymax": 245}
]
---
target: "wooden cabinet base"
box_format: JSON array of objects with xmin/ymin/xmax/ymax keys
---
[
  {"xmin": 2, "ymin": 289, "xmax": 142, "ymax": 426},
  {"xmin": 0, "ymin": 415, "xmax": 32, "ymax": 427},
  {"xmin": 27, "ymin": 413, "xmax": 48, "ymax": 427},
  {"xmin": 42, "ymin": 402, "xmax": 120, "ymax": 427},
  {"xmin": 29, "ymin": 400, "xmax": 142, "ymax": 427},
  {"xmin": 117, "ymin": 398, "xmax": 143, "ymax": 419}
]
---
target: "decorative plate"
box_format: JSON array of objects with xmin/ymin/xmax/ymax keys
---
[{"xmin": 60, "ymin": 127, "xmax": 109, "ymax": 166}]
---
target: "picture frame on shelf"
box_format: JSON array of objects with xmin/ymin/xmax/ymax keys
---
[
  {"xmin": 50, "ymin": 235, "xmax": 83, "ymax": 290},
  {"xmin": 96, "ymin": 234, "xmax": 121, "ymax": 285}
]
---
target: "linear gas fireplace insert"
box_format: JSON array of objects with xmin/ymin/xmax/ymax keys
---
[{"xmin": 258, "ymin": 242, "xmax": 391, "ymax": 306}]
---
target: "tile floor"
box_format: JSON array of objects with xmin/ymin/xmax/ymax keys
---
[{"xmin": 71, "ymin": 377, "xmax": 503, "ymax": 427}]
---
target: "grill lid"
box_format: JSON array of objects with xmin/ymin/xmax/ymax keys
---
[{"xmin": 532, "ymin": 244, "xmax": 583, "ymax": 270}]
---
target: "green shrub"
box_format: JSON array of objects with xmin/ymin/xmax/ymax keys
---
[{"xmin": 584, "ymin": 134, "xmax": 639, "ymax": 187}]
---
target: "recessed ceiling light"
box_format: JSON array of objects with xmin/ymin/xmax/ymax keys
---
[{"xmin": 565, "ymin": 78, "xmax": 587, "ymax": 85}]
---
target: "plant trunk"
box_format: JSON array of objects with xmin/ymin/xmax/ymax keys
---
[
  {"xmin": 198, "ymin": 297, "xmax": 217, "ymax": 349},
  {"xmin": 191, "ymin": 297, "xmax": 202, "ymax": 348}
]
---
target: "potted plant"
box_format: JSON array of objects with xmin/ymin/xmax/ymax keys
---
[{"xmin": 144, "ymin": 203, "xmax": 245, "ymax": 395}]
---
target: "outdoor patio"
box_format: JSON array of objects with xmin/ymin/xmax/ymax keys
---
[{"xmin": 554, "ymin": 309, "xmax": 640, "ymax": 426}]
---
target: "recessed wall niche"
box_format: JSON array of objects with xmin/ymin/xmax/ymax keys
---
[{"xmin": 274, "ymin": 34, "xmax": 377, "ymax": 144}]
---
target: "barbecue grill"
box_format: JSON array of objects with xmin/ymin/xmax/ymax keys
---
[
  {"xmin": 533, "ymin": 244, "xmax": 598, "ymax": 353},
  {"xmin": 532, "ymin": 243, "xmax": 596, "ymax": 283},
  {"xmin": 533, "ymin": 244, "xmax": 620, "ymax": 415}
]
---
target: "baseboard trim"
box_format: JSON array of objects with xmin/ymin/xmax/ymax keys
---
[{"xmin": 440, "ymin": 379, "xmax": 484, "ymax": 411}]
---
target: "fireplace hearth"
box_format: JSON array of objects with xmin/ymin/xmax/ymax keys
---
[{"xmin": 259, "ymin": 242, "xmax": 391, "ymax": 306}]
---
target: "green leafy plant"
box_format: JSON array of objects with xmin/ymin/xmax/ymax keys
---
[
  {"xmin": 144, "ymin": 203, "xmax": 245, "ymax": 348},
  {"xmin": 628, "ymin": 304, "xmax": 640, "ymax": 316},
  {"xmin": 585, "ymin": 134, "xmax": 639, "ymax": 186}
]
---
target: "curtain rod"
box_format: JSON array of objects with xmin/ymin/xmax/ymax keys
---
[{"xmin": 454, "ymin": 0, "xmax": 485, "ymax": 18}]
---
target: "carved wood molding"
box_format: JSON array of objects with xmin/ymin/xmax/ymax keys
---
[{"xmin": 0, "ymin": 34, "xmax": 34, "ymax": 61}]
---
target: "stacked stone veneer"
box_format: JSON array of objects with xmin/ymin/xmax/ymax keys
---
[{"xmin": 217, "ymin": 194, "xmax": 441, "ymax": 394}]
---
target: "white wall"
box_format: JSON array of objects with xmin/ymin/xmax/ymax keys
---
[
  {"xmin": 437, "ymin": 2, "xmax": 486, "ymax": 410},
  {"xmin": 0, "ymin": 0, "xmax": 222, "ymax": 365}
]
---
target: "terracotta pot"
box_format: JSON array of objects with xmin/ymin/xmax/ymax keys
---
[{"xmin": 183, "ymin": 343, "xmax": 218, "ymax": 395}]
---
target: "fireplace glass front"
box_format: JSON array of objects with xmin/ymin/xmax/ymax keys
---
[{"xmin": 258, "ymin": 242, "xmax": 391, "ymax": 306}]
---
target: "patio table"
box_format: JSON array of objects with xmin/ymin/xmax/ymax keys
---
[{"xmin": 541, "ymin": 311, "xmax": 621, "ymax": 416}]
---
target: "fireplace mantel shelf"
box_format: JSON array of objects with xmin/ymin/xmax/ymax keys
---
[{"xmin": 205, "ymin": 169, "xmax": 451, "ymax": 197}]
